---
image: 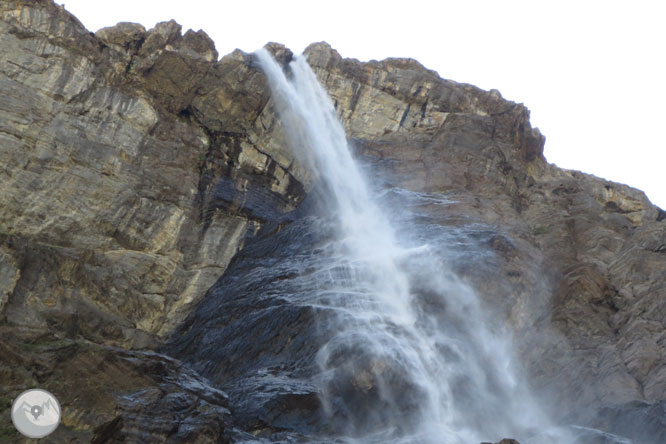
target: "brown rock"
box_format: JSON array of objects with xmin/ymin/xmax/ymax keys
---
[
  {"xmin": 0, "ymin": 0, "xmax": 305, "ymax": 349},
  {"xmin": 180, "ymin": 28, "xmax": 218, "ymax": 61},
  {"xmin": 0, "ymin": 327, "xmax": 232, "ymax": 442},
  {"xmin": 1, "ymin": 0, "xmax": 665, "ymax": 441},
  {"xmin": 95, "ymin": 22, "xmax": 146, "ymax": 53},
  {"xmin": 300, "ymin": 40, "xmax": 666, "ymax": 421}
]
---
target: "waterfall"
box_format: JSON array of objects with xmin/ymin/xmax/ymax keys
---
[{"xmin": 255, "ymin": 49, "xmax": 569, "ymax": 444}]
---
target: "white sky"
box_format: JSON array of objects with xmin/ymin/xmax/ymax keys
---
[{"xmin": 61, "ymin": 0, "xmax": 665, "ymax": 209}]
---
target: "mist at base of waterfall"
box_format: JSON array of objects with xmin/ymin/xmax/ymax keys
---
[{"xmin": 254, "ymin": 48, "xmax": 598, "ymax": 444}]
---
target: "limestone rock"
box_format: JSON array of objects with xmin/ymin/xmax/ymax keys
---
[
  {"xmin": 263, "ymin": 41, "xmax": 294, "ymax": 66},
  {"xmin": 0, "ymin": 0, "xmax": 305, "ymax": 347},
  {"xmin": 138, "ymin": 19, "xmax": 182, "ymax": 56},
  {"xmin": 300, "ymin": 40, "xmax": 666, "ymax": 427},
  {"xmin": 0, "ymin": 0, "xmax": 312, "ymax": 437},
  {"xmin": 0, "ymin": 245, "xmax": 20, "ymax": 314},
  {"xmin": 95, "ymin": 22, "xmax": 146, "ymax": 53},
  {"xmin": 1, "ymin": 0, "xmax": 665, "ymax": 442},
  {"xmin": 0, "ymin": 327, "xmax": 232, "ymax": 442}
]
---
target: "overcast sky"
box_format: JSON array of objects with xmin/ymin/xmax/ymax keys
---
[{"xmin": 62, "ymin": 0, "xmax": 665, "ymax": 209}]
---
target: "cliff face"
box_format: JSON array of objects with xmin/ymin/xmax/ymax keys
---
[
  {"xmin": 304, "ymin": 43, "xmax": 666, "ymax": 409},
  {"xmin": 0, "ymin": 1, "xmax": 306, "ymax": 440},
  {"xmin": 1, "ymin": 1, "xmax": 665, "ymax": 443}
]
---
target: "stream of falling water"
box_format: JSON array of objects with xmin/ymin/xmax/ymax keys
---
[{"xmin": 255, "ymin": 49, "xmax": 571, "ymax": 444}]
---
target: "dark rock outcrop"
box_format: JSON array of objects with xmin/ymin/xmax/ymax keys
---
[
  {"xmin": 0, "ymin": 326, "xmax": 233, "ymax": 443},
  {"xmin": 0, "ymin": 0, "xmax": 303, "ymax": 439},
  {"xmin": 1, "ymin": 1, "xmax": 665, "ymax": 442}
]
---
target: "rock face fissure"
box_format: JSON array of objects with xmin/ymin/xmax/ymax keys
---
[{"xmin": 1, "ymin": 1, "xmax": 665, "ymax": 443}]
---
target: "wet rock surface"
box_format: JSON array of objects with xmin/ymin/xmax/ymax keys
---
[
  {"xmin": 302, "ymin": 42, "xmax": 666, "ymax": 439},
  {"xmin": 0, "ymin": 326, "xmax": 233, "ymax": 443},
  {"xmin": 0, "ymin": 0, "xmax": 302, "ymax": 440},
  {"xmin": 1, "ymin": 1, "xmax": 665, "ymax": 443},
  {"xmin": 167, "ymin": 188, "xmax": 547, "ymax": 441},
  {"xmin": 168, "ymin": 211, "xmax": 329, "ymax": 437},
  {"xmin": 593, "ymin": 400, "xmax": 666, "ymax": 444}
]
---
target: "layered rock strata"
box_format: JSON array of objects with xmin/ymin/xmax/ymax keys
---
[{"xmin": 0, "ymin": 1, "xmax": 664, "ymax": 442}]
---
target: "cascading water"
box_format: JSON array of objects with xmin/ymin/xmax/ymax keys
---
[{"xmin": 255, "ymin": 48, "xmax": 570, "ymax": 444}]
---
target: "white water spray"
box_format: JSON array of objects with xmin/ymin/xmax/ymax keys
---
[{"xmin": 256, "ymin": 48, "xmax": 569, "ymax": 444}]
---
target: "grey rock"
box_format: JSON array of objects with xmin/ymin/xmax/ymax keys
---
[
  {"xmin": 95, "ymin": 22, "xmax": 146, "ymax": 54},
  {"xmin": 1, "ymin": 1, "xmax": 665, "ymax": 442}
]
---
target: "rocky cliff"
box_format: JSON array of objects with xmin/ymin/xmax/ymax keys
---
[{"xmin": 1, "ymin": 1, "xmax": 665, "ymax": 443}]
